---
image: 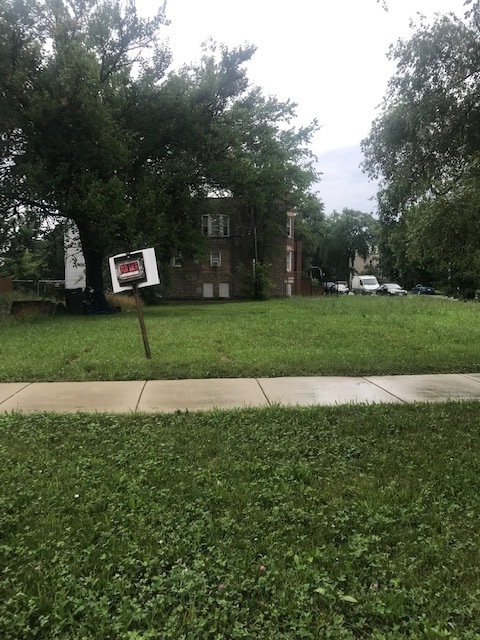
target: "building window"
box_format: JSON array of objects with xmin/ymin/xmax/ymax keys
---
[
  {"xmin": 202, "ymin": 214, "xmax": 210, "ymax": 236},
  {"xmin": 287, "ymin": 216, "xmax": 293, "ymax": 238},
  {"xmin": 286, "ymin": 250, "xmax": 293, "ymax": 272},
  {"xmin": 202, "ymin": 214, "xmax": 230, "ymax": 237},
  {"xmin": 210, "ymin": 251, "xmax": 221, "ymax": 267},
  {"xmin": 171, "ymin": 254, "xmax": 182, "ymax": 268},
  {"xmin": 219, "ymin": 215, "xmax": 230, "ymax": 237}
]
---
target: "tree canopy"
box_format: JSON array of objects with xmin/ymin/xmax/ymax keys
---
[
  {"xmin": 291, "ymin": 193, "xmax": 326, "ymax": 272},
  {"xmin": 0, "ymin": 0, "xmax": 321, "ymax": 288},
  {"xmin": 317, "ymin": 209, "xmax": 378, "ymax": 282},
  {"xmin": 362, "ymin": 1, "xmax": 480, "ymax": 283}
]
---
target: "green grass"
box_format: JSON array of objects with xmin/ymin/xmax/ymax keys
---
[
  {"xmin": 2, "ymin": 402, "xmax": 480, "ymax": 638},
  {"xmin": 1, "ymin": 296, "xmax": 480, "ymax": 381}
]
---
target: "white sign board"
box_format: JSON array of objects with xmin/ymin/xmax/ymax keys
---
[{"xmin": 109, "ymin": 248, "xmax": 160, "ymax": 293}]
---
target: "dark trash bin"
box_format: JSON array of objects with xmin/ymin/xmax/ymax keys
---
[{"xmin": 64, "ymin": 288, "xmax": 84, "ymax": 315}]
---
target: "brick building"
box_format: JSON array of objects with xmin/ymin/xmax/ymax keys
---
[{"xmin": 163, "ymin": 198, "xmax": 302, "ymax": 300}]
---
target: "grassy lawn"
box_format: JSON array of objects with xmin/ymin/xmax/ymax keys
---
[
  {"xmin": 2, "ymin": 295, "xmax": 480, "ymax": 381},
  {"xmin": 3, "ymin": 296, "xmax": 480, "ymax": 637},
  {"xmin": 2, "ymin": 402, "xmax": 480, "ymax": 638}
]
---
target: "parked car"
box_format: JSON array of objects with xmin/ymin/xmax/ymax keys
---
[
  {"xmin": 411, "ymin": 284, "xmax": 435, "ymax": 295},
  {"xmin": 334, "ymin": 282, "xmax": 349, "ymax": 294},
  {"xmin": 376, "ymin": 283, "xmax": 408, "ymax": 296},
  {"xmin": 324, "ymin": 281, "xmax": 349, "ymax": 294}
]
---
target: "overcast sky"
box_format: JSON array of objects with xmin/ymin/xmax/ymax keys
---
[{"xmin": 141, "ymin": 0, "xmax": 467, "ymax": 214}]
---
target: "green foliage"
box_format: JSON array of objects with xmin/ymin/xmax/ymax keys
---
[
  {"xmin": 0, "ymin": 215, "xmax": 65, "ymax": 280},
  {"xmin": 317, "ymin": 209, "xmax": 378, "ymax": 281},
  {"xmin": 293, "ymin": 193, "xmax": 326, "ymax": 271},
  {"xmin": 377, "ymin": 219, "xmax": 437, "ymax": 288},
  {"xmin": 0, "ymin": 1, "xmax": 320, "ymax": 289},
  {"xmin": 0, "ymin": 291, "xmax": 14, "ymax": 318},
  {"xmin": 238, "ymin": 261, "xmax": 273, "ymax": 300},
  {"xmin": 2, "ymin": 248, "xmax": 41, "ymax": 280},
  {"xmin": 3, "ymin": 296, "xmax": 480, "ymax": 381},
  {"xmin": 362, "ymin": 3, "xmax": 480, "ymax": 291},
  {"xmin": 3, "ymin": 402, "xmax": 480, "ymax": 637},
  {"xmin": 202, "ymin": 74, "xmax": 321, "ymax": 264},
  {"xmin": 0, "ymin": 0, "xmax": 167, "ymax": 286}
]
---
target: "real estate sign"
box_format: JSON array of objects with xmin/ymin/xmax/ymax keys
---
[
  {"xmin": 109, "ymin": 248, "xmax": 160, "ymax": 360},
  {"xmin": 109, "ymin": 248, "xmax": 159, "ymax": 294}
]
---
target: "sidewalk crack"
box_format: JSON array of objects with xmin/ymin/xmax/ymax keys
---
[
  {"xmin": 460, "ymin": 373, "xmax": 480, "ymax": 385},
  {"xmin": 255, "ymin": 378, "xmax": 271, "ymax": 406},
  {"xmin": 0, "ymin": 382, "xmax": 32, "ymax": 407},
  {"xmin": 361, "ymin": 377, "xmax": 407, "ymax": 404},
  {"xmin": 135, "ymin": 380, "xmax": 148, "ymax": 412}
]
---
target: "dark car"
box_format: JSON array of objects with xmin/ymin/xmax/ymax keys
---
[
  {"xmin": 376, "ymin": 283, "xmax": 408, "ymax": 296},
  {"xmin": 411, "ymin": 284, "xmax": 435, "ymax": 295}
]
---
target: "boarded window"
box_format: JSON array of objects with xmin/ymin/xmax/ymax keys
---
[
  {"xmin": 219, "ymin": 283, "xmax": 230, "ymax": 298},
  {"xmin": 202, "ymin": 283, "xmax": 214, "ymax": 298}
]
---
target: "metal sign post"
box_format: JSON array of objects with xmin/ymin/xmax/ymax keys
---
[{"xmin": 132, "ymin": 282, "xmax": 151, "ymax": 359}]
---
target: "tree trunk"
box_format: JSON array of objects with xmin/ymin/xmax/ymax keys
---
[
  {"xmin": 83, "ymin": 246, "xmax": 104, "ymax": 290},
  {"xmin": 77, "ymin": 224, "xmax": 105, "ymax": 290}
]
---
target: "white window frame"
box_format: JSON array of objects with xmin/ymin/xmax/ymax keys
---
[
  {"xmin": 287, "ymin": 216, "xmax": 293, "ymax": 238},
  {"xmin": 202, "ymin": 214, "xmax": 230, "ymax": 237},
  {"xmin": 210, "ymin": 251, "xmax": 221, "ymax": 267},
  {"xmin": 202, "ymin": 214, "xmax": 210, "ymax": 236},
  {"xmin": 286, "ymin": 250, "xmax": 293, "ymax": 272},
  {"xmin": 220, "ymin": 215, "xmax": 230, "ymax": 237}
]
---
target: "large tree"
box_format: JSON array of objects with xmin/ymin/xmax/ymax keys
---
[
  {"xmin": 207, "ymin": 86, "xmax": 320, "ymax": 263},
  {"xmin": 1, "ymin": 0, "xmax": 174, "ymax": 288},
  {"xmin": 1, "ymin": 0, "xmax": 320, "ymax": 290},
  {"xmin": 362, "ymin": 2, "xmax": 480, "ymax": 280}
]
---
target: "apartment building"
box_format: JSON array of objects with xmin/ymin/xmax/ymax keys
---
[{"xmin": 164, "ymin": 198, "xmax": 302, "ymax": 299}]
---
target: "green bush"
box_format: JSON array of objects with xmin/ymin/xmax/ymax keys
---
[
  {"xmin": 0, "ymin": 293, "xmax": 14, "ymax": 319},
  {"xmin": 240, "ymin": 262, "xmax": 272, "ymax": 300}
]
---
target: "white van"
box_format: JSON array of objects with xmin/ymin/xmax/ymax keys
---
[{"xmin": 351, "ymin": 275, "xmax": 379, "ymax": 295}]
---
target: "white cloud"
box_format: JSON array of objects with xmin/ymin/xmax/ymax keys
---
[{"xmin": 315, "ymin": 147, "xmax": 378, "ymax": 215}]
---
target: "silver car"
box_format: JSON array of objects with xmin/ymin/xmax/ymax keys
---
[{"xmin": 376, "ymin": 283, "xmax": 408, "ymax": 296}]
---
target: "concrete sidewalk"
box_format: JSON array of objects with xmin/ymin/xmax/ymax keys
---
[{"xmin": 2, "ymin": 373, "xmax": 480, "ymax": 413}]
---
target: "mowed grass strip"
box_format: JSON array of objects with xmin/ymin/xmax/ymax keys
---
[
  {"xmin": 2, "ymin": 402, "xmax": 480, "ymax": 638},
  {"xmin": 2, "ymin": 295, "xmax": 480, "ymax": 381}
]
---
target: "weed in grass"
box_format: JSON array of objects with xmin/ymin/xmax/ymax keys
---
[{"xmin": 105, "ymin": 292, "xmax": 139, "ymax": 311}]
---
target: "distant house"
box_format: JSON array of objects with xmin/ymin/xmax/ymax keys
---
[
  {"xmin": 353, "ymin": 250, "xmax": 379, "ymax": 277},
  {"xmin": 164, "ymin": 198, "xmax": 302, "ymax": 300}
]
